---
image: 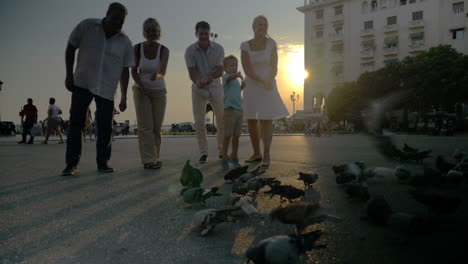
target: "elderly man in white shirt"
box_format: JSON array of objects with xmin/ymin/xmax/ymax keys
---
[
  {"xmin": 185, "ymin": 21, "xmax": 225, "ymax": 164},
  {"xmin": 62, "ymin": 2, "xmax": 135, "ymax": 176}
]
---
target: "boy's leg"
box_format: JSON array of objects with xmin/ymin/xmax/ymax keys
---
[
  {"xmin": 210, "ymin": 94, "xmax": 225, "ymax": 157},
  {"xmin": 230, "ymin": 110, "xmax": 243, "ymax": 162}
]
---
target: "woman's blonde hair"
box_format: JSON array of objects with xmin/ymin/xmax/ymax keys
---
[
  {"xmin": 143, "ymin": 18, "xmax": 161, "ymax": 40},
  {"xmin": 252, "ymin": 15, "xmax": 273, "ymax": 40}
]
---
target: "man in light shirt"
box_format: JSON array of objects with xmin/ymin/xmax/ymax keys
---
[
  {"xmin": 185, "ymin": 21, "xmax": 225, "ymax": 164},
  {"xmin": 62, "ymin": 2, "xmax": 134, "ymax": 176}
]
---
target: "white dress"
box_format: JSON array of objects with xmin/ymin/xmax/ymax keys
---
[{"xmin": 241, "ymin": 39, "xmax": 289, "ymax": 120}]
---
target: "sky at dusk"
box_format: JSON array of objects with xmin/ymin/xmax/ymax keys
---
[{"xmin": 0, "ymin": 0, "xmax": 306, "ymax": 125}]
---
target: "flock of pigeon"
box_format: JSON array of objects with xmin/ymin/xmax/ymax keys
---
[
  {"xmin": 333, "ymin": 143, "xmax": 467, "ymax": 235},
  {"xmin": 177, "ymin": 140, "xmax": 467, "ymax": 264},
  {"xmin": 180, "ymin": 159, "xmax": 343, "ymax": 264}
]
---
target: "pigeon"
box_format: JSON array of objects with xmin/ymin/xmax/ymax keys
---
[
  {"xmin": 232, "ymin": 181, "xmax": 249, "ymax": 196},
  {"xmin": 230, "ymin": 196, "xmax": 262, "ymax": 217},
  {"xmin": 452, "ymin": 149, "xmax": 467, "ymax": 162},
  {"xmin": 333, "ymin": 162, "xmax": 364, "ymax": 184},
  {"xmin": 344, "ymin": 183, "xmax": 370, "ymax": 201},
  {"xmin": 435, "ymin": 156, "xmax": 456, "ymax": 173},
  {"xmin": 297, "ymin": 172, "xmax": 318, "ymax": 188},
  {"xmin": 265, "ymin": 185, "xmax": 305, "ymax": 202},
  {"xmin": 403, "ymin": 143, "xmax": 419, "ymax": 153},
  {"xmin": 224, "ymin": 165, "xmax": 249, "ymax": 182},
  {"xmin": 192, "ymin": 208, "xmax": 238, "ymax": 236},
  {"xmin": 182, "ymin": 187, "xmax": 222, "ymax": 206},
  {"xmin": 399, "ymin": 149, "xmax": 432, "ymax": 163},
  {"xmin": 363, "ymin": 195, "xmax": 393, "ymax": 226},
  {"xmin": 387, "ymin": 212, "xmax": 426, "ymax": 234},
  {"xmin": 270, "ymin": 202, "xmax": 341, "ymax": 234},
  {"xmin": 180, "ymin": 160, "xmax": 203, "ymax": 188},
  {"xmin": 246, "ymin": 230, "xmax": 326, "ymax": 264},
  {"xmin": 247, "ymin": 177, "xmax": 280, "ymax": 192},
  {"xmin": 409, "ymin": 189, "xmax": 462, "ymax": 215},
  {"xmin": 445, "ymin": 169, "xmax": 465, "ymax": 185},
  {"xmin": 362, "ymin": 167, "xmax": 394, "ymax": 179}
]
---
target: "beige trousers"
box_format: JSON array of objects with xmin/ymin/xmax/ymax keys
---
[
  {"xmin": 133, "ymin": 85, "xmax": 167, "ymax": 164},
  {"xmin": 192, "ymin": 90, "xmax": 224, "ymax": 156}
]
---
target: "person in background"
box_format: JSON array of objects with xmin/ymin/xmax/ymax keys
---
[
  {"xmin": 220, "ymin": 55, "xmax": 245, "ymax": 169},
  {"xmin": 18, "ymin": 98, "xmax": 38, "ymax": 144},
  {"xmin": 62, "ymin": 2, "xmax": 134, "ymax": 176},
  {"xmin": 83, "ymin": 108, "xmax": 94, "ymax": 142},
  {"xmin": 43, "ymin": 97, "xmax": 64, "ymax": 144},
  {"xmin": 184, "ymin": 21, "xmax": 225, "ymax": 164}
]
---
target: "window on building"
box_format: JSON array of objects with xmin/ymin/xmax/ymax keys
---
[
  {"xmin": 362, "ymin": 39, "xmax": 376, "ymax": 50},
  {"xmin": 334, "ymin": 5, "xmax": 343, "ymax": 15},
  {"xmin": 364, "ymin": 21, "xmax": 374, "ymax": 30},
  {"xmin": 453, "ymin": 2, "xmax": 464, "ymax": 14},
  {"xmin": 410, "ymin": 31, "xmax": 425, "ymax": 42},
  {"xmin": 384, "ymin": 59, "xmax": 398, "ymax": 65},
  {"xmin": 400, "ymin": 0, "xmax": 407, "ymax": 5},
  {"xmin": 387, "ymin": 16, "xmax": 397, "ymax": 25},
  {"xmin": 389, "ymin": 0, "xmax": 397, "ymax": 8},
  {"xmin": 452, "ymin": 28, "xmax": 465, "ymax": 40},
  {"xmin": 371, "ymin": 0, "xmax": 378, "ymax": 11},
  {"xmin": 362, "ymin": 1, "xmax": 369, "ymax": 14},
  {"xmin": 331, "ymin": 63, "xmax": 344, "ymax": 76},
  {"xmin": 315, "ymin": 45, "xmax": 324, "ymax": 57},
  {"xmin": 380, "ymin": 0, "xmax": 387, "ymax": 9},
  {"xmin": 361, "ymin": 62, "xmax": 375, "ymax": 72},
  {"xmin": 334, "ymin": 25, "xmax": 343, "ymax": 35},
  {"xmin": 315, "ymin": 30, "xmax": 323, "ymax": 38},
  {"xmin": 412, "ymin": 11, "xmax": 423, "ymax": 21},
  {"xmin": 384, "ymin": 36, "xmax": 399, "ymax": 48},
  {"xmin": 316, "ymin": 9, "xmax": 324, "ymax": 19},
  {"xmin": 331, "ymin": 43, "xmax": 344, "ymax": 54},
  {"xmin": 409, "ymin": 0, "xmax": 416, "ymax": 4}
]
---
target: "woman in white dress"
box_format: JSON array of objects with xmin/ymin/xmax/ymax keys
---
[{"xmin": 241, "ymin": 15, "xmax": 289, "ymax": 168}]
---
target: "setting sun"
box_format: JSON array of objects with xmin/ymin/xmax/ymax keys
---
[{"xmin": 280, "ymin": 45, "xmax": 308, "ymax": 86}]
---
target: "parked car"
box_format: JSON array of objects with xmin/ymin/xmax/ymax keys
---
[
  {"xmin": 178, "ymin": 122, "xmax": 195, "ymax": 133},
  {"xmin": 0, "ymin": 121, "xmax": 16, "ymax": 136}
]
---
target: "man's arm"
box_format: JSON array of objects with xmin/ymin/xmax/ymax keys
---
[
  {"xmin": 65, "ymin": 43, "xmax": 77, "ymax": 92},
  {"xmin": 119, "ymin": 67, "xmax": 129, "ymax": 112},
  {"xmin": 187, "ymin": 66, "xmax": 206, "ymax": 88}
]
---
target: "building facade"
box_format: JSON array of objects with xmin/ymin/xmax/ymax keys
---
[{"xmin": 297, "ymin": 0, "xmax": 468, "ymax": 114}]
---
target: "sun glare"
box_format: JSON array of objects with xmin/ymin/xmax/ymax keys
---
[{"xmin": 284, "ymin": 46, "xmax": 308, "ymax": 86}]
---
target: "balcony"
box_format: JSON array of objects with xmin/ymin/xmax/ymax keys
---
[
  {"xmin": 408, "ymin": 19, "xmax": 425, "ymax": 29},
  {"xmin": 409, "ymin": 40, "xmax": 425, "ymax": 52},
  {"xmin": 331, "ymin": 14, "xmax": 344, "ymax": 22},
  {"xmin": 329, "ymin": 33, "xmax": 344, "ymax": 42},
  {"xmin": 311, "ymin": 37, "xmax": 324, "ymax": 44},
  {"xmin": 360, "ymin": 28, "xmax": 375, "ymax": 37},
  {"xmin": 360, "ymin": 49, "xmax": 375, "ymax": 58},
  {"xmin": 384, "ymin": 24, "xmax": 399, "ymax": 33},
  {"xmin": 333, "ymin": 74, "xmax": 344, "ymax": 83},
  {"xmin": 331, "ymin": 52, "xmax": 344, "ymax": 62},
  {"xmin": 313, "ymin": 18, "xmax": 324, "ymax": 25},
  {"xmin": 383, "ymin": 46, "xmax": 399, "ymax": 55}
]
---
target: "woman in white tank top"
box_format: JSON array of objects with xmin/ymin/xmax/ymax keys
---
[{"xmin": 131, "ymin": 18, "xmax": 170, "ymax": 169}]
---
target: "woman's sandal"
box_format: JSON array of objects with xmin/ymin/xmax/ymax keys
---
[
  {"xmin": 144, "ymin": 162, "xmax": 161, "ymax": 169},
  {"xmin": 245, "ymin": 156, "xmax": 262, "ymax": 163}
]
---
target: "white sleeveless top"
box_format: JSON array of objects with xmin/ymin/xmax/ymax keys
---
[{"xmin": 138, "ymin": 43, "xmax": 166, "ymax": 90}]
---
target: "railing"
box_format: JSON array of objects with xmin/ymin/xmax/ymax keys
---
[
  {"xmin": 360, "ymin": 28, "xmax": 375, "ymax": 37},
  {"xmin": 360, "ymin": 49, "xmax": 376, "ymax": 58},
  {"xmin": 409, "ymin": 19, "xmax": 425, "ymax": 28},
  {"xmin": 329, "ymin": 32, "xmax": 344, "ymax": 41},
  {"xmin": 382, "ymin": 46, "xmax": 398, "ymax": 55},
  {"xmin": 409, "ymin": 40, "xmax": 425, "ymax": 51},
  {"xmin": 383, "ymin": 24, "xmax": 399, "ymax": 33}
]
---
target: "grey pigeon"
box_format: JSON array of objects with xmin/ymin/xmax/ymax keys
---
[
  {"xmin": 297, "ymin": 172, "xmax": 318, "ymax": 188},
  {"xmin": 246, "ymin": 230, "xmax": 325, "ymax": 264},
  {"xmin": 363, "ymin": 195, "xmax": 393, "ymax": 226}
]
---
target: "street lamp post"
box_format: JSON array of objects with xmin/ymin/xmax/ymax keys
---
[{"xmin": 290, "ymin": 91, "xmax": 300, "ymax": 121}]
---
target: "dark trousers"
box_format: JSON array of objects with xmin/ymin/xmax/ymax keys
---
[
  {"xmin": 22, "ymin": 120, "xmax": 35, "ymax": 143},
  {"xmin": 66, "ymin": 87, "xmax": 114, "ymax": 167}
]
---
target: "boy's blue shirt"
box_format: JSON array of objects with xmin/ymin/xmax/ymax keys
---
[{"xmin": 222, "ymin": 73, "xmax": 243, "ymax": 111}]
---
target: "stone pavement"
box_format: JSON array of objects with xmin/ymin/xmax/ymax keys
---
[{"xmin": 0, "ymin": 134, "xmax": 467, "ymax": 264}]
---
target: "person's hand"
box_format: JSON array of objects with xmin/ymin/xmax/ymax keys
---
[
  {"xmin": 119, "ymin": 97, "xmax": 127, "ymax": 112},
  {"xmin": 237, "ymin": 72, "xmax": 244, "ymax": 80},
  {"xmin": 241, "ymin": 80, "xmax": 246, "ymax": 90},
  {"xmin": 197, "ymin": 80, "xmax": 206, "ymax": 89},
  {"xmin": 65, "ymin": 74, "xmax": 75, "ymax": 92}
]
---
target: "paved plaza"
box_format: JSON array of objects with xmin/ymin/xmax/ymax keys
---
[{"xmin": 0, "ymin": 134, "xmax": 467, "ymax": 264}]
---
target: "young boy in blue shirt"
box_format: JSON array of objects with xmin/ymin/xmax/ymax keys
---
[{"xmin": 221, "ymin": 55, "xmax": 245, "ymax": 169}]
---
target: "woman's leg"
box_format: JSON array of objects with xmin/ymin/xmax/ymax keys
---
[
  {"xmin": 133, "ymin": 86, "xmax": 156, "ymax": 165},
  {"xmin": 247, "ymin": 119, "xmax": 262, "ymax": 160},
  {"xmin": 151, "ymin": 91, "xmax": 167, "ymax": 161},
  {"xmin": 260, "ymin": 120, "xmax": 273, "ymax": 165},
  {"xmin": 44, "ymin": 129, "xmax": 51, "ymax": 143},
  {"xmin": 57, "ymin": 128, "xmax": 64, "ymax": 143}
]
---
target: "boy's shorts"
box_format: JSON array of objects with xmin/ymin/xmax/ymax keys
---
[{"xmin": 223, "ymin": 108, "xmax": 243, "ymax": 137}]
